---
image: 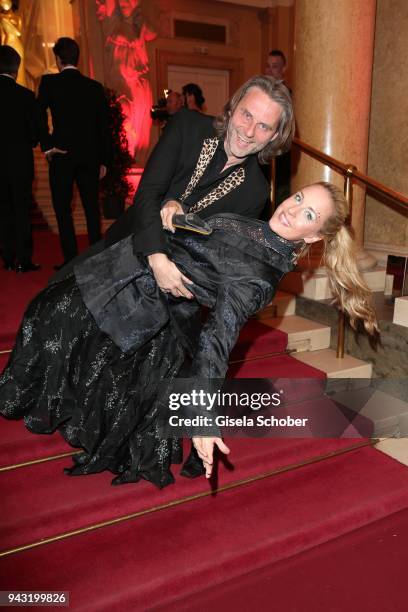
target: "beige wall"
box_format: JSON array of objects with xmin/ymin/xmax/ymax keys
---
[{"xmin": 365, "ymin": 0, "xmax": 408, "ymax": 249}]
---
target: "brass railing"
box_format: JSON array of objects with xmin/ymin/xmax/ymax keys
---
[{"xmin": 272, "ymin": 138, "xmax": 408, "ymax": 358}]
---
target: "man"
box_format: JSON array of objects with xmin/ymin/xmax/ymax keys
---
[
  {"xmin": 265, "ymin": 49, "xmax": 287, "ymax": 83},
  {"xmin": 54, "ymin": 75, "xmax": 294, "ymax": 477},
  {"xmin": 166, "ymin": 90, "xmax": 183, "ymax": 116},
  {"xmin": 0, "ymin": 45, "xmax": 39, "ymax": 273},
  {"xmin": 264, "ymin": 50, "xmax": 292, "ymax": 205},
  {"xmin": 105, "ymin": 74, "xmax": 294, "ymax": 299},
  {"xmin": 37, "ymin": 37, "xmax": 108, "ymax": 268}
]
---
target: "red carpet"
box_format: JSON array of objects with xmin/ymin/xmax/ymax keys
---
[
  {"xmin": 165, "ymin": 505, "xmax": 408, "ymax": 612},
  {"xmin": 0, "ymin": 437, "xmax": 365, "ymax": 553},
  {"xmin": 4, "ymin": 232, "xmax": 406, "ymax": 610},
  {"xmin": 2, "ymin": 446, "xmax": 408, "ymax": 611}
]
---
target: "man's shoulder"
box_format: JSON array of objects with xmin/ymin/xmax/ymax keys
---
[
  {"xmin": 15, "ymin": 82, "xmax": 35, "ymax": 101},
  {"xmin": 0, "ymin": 77, "xmax": 34, "ymax": 102},
  {"xmin": 172, "ymin": 108, "xmax": 215, "ymax": 132},
  {"xmin": 80, "ymin": 74, "xmax": 104, "ymax": 91},
  {"xmin": 40, "ymin": 72, "xmax": 57, "ymax": 84}
]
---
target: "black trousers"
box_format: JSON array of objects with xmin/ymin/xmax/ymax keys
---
[
  {"xmin": 0, "ymin": 171, "xmax": 33, "ymax": 265},
  {"xmin": 49, "ymin": 155, "xmax": 101, "ymax": 262}
]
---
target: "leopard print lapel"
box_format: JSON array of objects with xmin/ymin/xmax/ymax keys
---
[{"xmin": 179, "ymin": 137, "xmax": 246, "ymax": 214}]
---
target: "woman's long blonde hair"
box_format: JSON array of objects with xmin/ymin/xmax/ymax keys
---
[{"xmin": 314, "ymin": 182, "xmax": 378, "ymax": 335}]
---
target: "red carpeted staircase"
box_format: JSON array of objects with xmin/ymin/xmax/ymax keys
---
[{"xmin": 2, "ymin": 232, "xmax": 408, "ymax": 610}]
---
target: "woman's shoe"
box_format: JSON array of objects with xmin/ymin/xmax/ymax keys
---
[{"xmin": 180, "ymin": 443, "xmax": 205, "ymax": 477}]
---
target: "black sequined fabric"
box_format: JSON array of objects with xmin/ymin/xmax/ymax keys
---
[
  {"xmin": 0, "ymin": 214, "xmax": 296, "ymax": 488},
  {"xmin": 0, "ymin": 277, "xmax": 184, "ymax": 488}
]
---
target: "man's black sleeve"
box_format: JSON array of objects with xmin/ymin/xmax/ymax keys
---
[
  {"xmin": 95, "ymin": 83, "xmax": 109, "ymax": 167},
  {"xmin": 131, "ymin": 115, "xmax": 184, "ymax": 256},
  {"xmin": 27, "ymin": 90, "xmax": 39, "ymax": 148},
  {"xmin": 36, "ymin": 76, "xmax": 53, "ymax": 152}
]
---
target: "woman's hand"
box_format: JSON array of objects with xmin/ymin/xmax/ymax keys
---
[
  {"xmin": 147, "ymin": 253, "xmax": 193, "ymax": 299},
  {"xmin": 192, "ymin": 437, "xmax": 230, "ymax": 478},
  {"xmin": 160, "ymin": 200, "xmax": 184, "ymax": 233}
]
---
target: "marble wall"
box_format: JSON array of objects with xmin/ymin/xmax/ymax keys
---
[{"xmin": 365, "ymin": 0, "xmax": 408, "ymax": 250}]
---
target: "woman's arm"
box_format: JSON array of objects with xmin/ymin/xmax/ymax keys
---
[
  {"xmin": 192, "ymin": 437, "xmax": 230, "ymax": 478},
  {"xmin": 185, "ymin": 279, "xmax": 275, "ymax": 474}
]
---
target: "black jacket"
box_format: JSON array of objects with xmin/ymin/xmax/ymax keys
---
[
  {"xmin": 105, "ymin": 109, "xmax": 270, "ymax": 254},
  {"xmin": 37, "ymin": 69, "xmax": 108, "ymax": 165},
  {"xmin": 0, "ymin": 75, "xmax": 38, "ymax": 179}
]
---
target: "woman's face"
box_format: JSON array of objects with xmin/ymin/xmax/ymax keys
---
[
  {"xmin": 118, "ymin": 0, "xmax": 140, "ymax": 17},
  {"xmin": 269, "ymin": 184, "xmax": 334, "ymax": 243}
]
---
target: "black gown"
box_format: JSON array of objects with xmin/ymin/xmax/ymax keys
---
[{"xmin": 0, "ymin": 215, "xmax": 297, "ymax": 488}]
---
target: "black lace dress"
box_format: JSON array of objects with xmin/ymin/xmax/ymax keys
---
[{"xmin": 0, "ymin": 215, "xmax": 297, "ymax": 488}]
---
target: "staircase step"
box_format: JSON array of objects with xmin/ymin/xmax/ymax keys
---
[
  {"xmin": 256, "ymin": 290, "xmax": 296, "ymax": 319},
  {"xmin": 259, "ymin": 315, "xmax": 331, "ymax": 352},
  {"xmin": 393, "ymin": 296, "xmax": 408, "ymax": 327},
  {"xmin": 293, "ymin": 348, "xmax": 372, "ymax": 378},
  {"xmin": 377, "ymin": 438, "xmax": 408, "ymax": 467},
  {"xmin": 279, "ymin": 267, "xmax": 387, "ymax": 300},
  {"xmin": 2, "ymin": 445, "xmax": 408, "ymax": 611},
  {"xmin": 0, "ymin": 438, "xmax": 361, "ymax": 554},
  {"xmin": 231, "ymin": 319, "xmax": 288, "ymax": 360}
]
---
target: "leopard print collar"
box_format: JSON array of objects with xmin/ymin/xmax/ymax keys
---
[{"xmin": 179, "ymin": 137, "xmax": 246, "ymax": 214}]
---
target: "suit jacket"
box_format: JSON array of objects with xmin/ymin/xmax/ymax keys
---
[
  {"xmin": 105, "ymin": 108, "xmax": 270, "ymax": 255},
  {"xmin": 0, "ymin": 75, "xmax": 38, "ymax": 180},
  {"xmin": 37, "ymin": 69, "xmax": 108, "ymax": 165}
]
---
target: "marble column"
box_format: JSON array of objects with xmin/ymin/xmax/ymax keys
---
[{"xmin": 291, "ymin": 0, "xmax": 377, "ymax": 265}]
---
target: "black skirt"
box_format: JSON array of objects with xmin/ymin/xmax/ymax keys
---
[{"xmin": 0, "ymin": 276, "xmax": 186, "ymax": 488}]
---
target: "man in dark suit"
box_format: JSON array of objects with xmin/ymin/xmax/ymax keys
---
[
  {"xmin": 106, "ymin": 75, "xmax": 294, "ymax": 299},
  {"xmin": 37, "ymin": 37, "xmax": 108, "ymax": 268},
  {"xmin": 0, "ymin": 45, "xmax": 39, "ymax": 273}
]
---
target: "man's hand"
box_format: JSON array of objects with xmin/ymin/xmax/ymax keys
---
[
  {"xmin": 99, "ymin": 164, "xmax": 107, "ymax": 179},
  {"xmin": 192, "ymin": 437, "xmax": 231, "ymax": 478},
  {"xmin": 45, "ymin": 147, "xmax": 67, "ymax": 162},
  {"xmin": 160, "ymin": 199, "xmax": 184, "ymax": 233},
  {"xmin": 148, "ymin": 253, "xmax": 194, "ymax": 299}
]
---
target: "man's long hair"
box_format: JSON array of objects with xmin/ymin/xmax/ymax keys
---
[{"xmin": 214, "ymin": 75, "xmax": 295, "ymax": 164}]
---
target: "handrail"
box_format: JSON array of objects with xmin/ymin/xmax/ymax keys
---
[
  {"xmin": 273, "ymin": 138, "xmax": 407, "ymax": 359},
  {"xmin": 293, "ymin": 137, "xmax": 408, "ymax": 209}
]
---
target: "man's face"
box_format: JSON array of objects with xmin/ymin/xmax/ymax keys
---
[
  {"xmin": 166, "ymin": 92, "xmax": 182, "ymax": 115},
  {"xmin": 118, "ymin": 0, "xmax": 140, "ymax": 17},
  {"xmin": 265, "ymin": 55, "xmax": 286, "ymax": 80},
  {"xmin": 224, "ymin": 87, "xmax": 282, "ymax": 161}
]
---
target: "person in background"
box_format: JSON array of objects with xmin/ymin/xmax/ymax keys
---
[
  {"xmin": 0, "ymin": 45, "xmax": 39, "ymax": 273},
  {"xmin": 182, "ymin": 83, "xmax": 205, "ymax": 112},
  {"xmin": 265, "ymin": 49, "xmax": 288, "ymax": 85},
  {"xmin": 166, "ymin": 90, "xmax": 183, "ymax": 116},
  {"xmin": 37, "ymin": 37, "xmax": 109, "ymax": 270},
  {"xmin": 264, "ymin": 49, "xmax": 292, "ymax": 208}
]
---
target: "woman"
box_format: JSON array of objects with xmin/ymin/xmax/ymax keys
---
[
  {"xmin": 182, "ymin": 83, "xmax": 206, "ymax": 112},
  {"xmin": 0, "ymin": 183, "xmax": 377, "ymax": 487}
]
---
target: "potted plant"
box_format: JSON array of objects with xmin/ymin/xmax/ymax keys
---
[{"xmin": 100, "ymin": 88, "xmax": 133, "ymax": 219}]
